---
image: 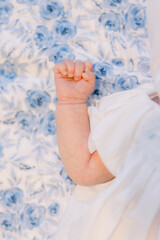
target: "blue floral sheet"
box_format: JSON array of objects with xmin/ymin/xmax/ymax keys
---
[{"xmin": 0, "ymin": 0, "xmax": 152, "ymax": 239}]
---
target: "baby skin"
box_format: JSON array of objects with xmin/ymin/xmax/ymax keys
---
[{"xmin": 54, "ymin": 59, "xmax": 114, "ymax": 186}]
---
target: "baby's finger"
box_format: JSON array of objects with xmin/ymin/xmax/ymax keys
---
[
  {"xmin": 54, "ymin": 62, "xmax": 67, "ymax": 76},
  {"xmin": 82, "ymin": 71, "xmax": 95, "ymax": 85},
  {"xmin": 84, "ymin": 61, "xmax": 93, "ymax": 72},
  {"xmin": 74, "ymin": 60, "xmax": 85, "ymax": 81},
  {"xmin": 64, "ymin": 59, "xmax": 75, "ymax": 77}
]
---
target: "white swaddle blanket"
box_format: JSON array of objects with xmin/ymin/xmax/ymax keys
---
[
  {"xmin": 56, "ymin": 88, "xmax": 160, "ymax": 240},
  {"xmin": 55, "ymin": 0, "xmax": 160, "ymax": 239}
]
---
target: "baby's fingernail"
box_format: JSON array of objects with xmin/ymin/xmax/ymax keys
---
[
  {"xmin": 85, "ymin": 68, "xmax": 89, "ymax": 72},
  {"xmin": 63, "ymin": 71, "xmax": 67, "ymax": 75}
]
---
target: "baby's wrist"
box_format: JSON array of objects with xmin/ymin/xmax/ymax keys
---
[{"xmin": 57, "ymin": 97, "xmax": 87, "ymax": 105}]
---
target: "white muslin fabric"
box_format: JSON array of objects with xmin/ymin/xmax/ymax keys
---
[
  {"xmin": 55, "ymin": 88, "xmax": 160, "ymax": 240},
  {"xmin": 88, "ymin": 89, "xmax": 155, "ymax": 177}
]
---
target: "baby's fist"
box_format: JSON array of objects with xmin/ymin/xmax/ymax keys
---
[{"xmin": 54, "ymin": 59, "xmax": 95, "ymax": 101}]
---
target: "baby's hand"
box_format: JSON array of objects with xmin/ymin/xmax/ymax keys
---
[{"xmin": 54, "ymin": 59, "xmax": 95, "ymax": 103}]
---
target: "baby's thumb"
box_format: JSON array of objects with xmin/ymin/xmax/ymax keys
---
[{"xmin": 82, "ymin": 71, "xmax": 95, "ymax": 85}]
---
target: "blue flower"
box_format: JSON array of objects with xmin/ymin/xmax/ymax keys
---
[
  {"xmin": 27, "ymin": 90, "xmax": 51, "ymax": 108},
  {"xmin": 0, "ymin": 1, "xmax": 13, "ymax": 25},
  {"xmin": 48, "ymin": 44, "xmax": 75, "ymax": 63},
  {"xmin": 40, "ymin": 111, "xmax": 56, "ymax": 136},
  {"xmin": 16, "ymin": 0, "xmax": 38, "ymax": 5},
  {"xmin": 93, "ymin": 62, "xmax": 113, "ymax": 79},
  {"xmin": 125, "ymin": 4, "xmax": 146, "ymax": 30},
  {"xmin": 40, "ymin": 0, "xmax": 64, "ymax": 20},
  {"xmin": 1, "ymin": 188, "xmax": 24, "ymax": 210},
  {"xmin": 92, "ymin": 62, "xmax": 113, "ymax": 96},
  {"xmin": 0, "ymin": 61, "xmax": 17, "ymax": 85},
  {"xmin": 53, "ymin": 19, "xmax": 76, "ymax": 40},
  {"xmin": 15, "ymin": 111, "xmax": 37, "ymax": 132},
  {"xmin": 34, "ymin": 26, "xmax": 53, "ymax": 48},
  {"xmin": 48, "ymin": 202, "xmax": 60, "ymax": 216},
  {"xmin": 112, "ymin": 58, "xmax": 124, "ymax": 67},
  {"xmin": 0, "ymin": 213, "xmax": 20, "ymax": 232},
  {"xmin": 21, "ymin": 204, "xmax": 46, "ymax": 229},
  {"xmin": 113, "ymin": 74, "xmax": 139, "ymax": 91},
  {"xmin": 99, "ymin": 12, "xmax": 124, "ymax": 33}
]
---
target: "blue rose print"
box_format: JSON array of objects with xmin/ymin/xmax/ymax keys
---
[
  {"xmin": 21, "ymin": 204, "xmax": 46, "ymax": 229},
  {"xmin": 1, "ymin": 188, "xmax": 24, "ymax": 211},
  {"xmin": 15, "ymin": 111, "xmax": 37, "ymax": 132},
  {"xmin": 27, "ymin": 90, "xmax": 51, "ymax": 108},
  {"xmin": 34, "ymin": 26, "xmax": 53, "ymax": 48},
  {"xmin": 113, "ymin": 74, "xmax": 139, "ymax": 91},
  {"xmin": 0, "ymin": 0, "xmax": 13, "ymax": 25},
  {"xmin": 0, "ymin": 213, "xmax": 20, "ymax": 233},
  {"xmin": 48, "ymin": 44, "xmax": 75, "ymax": 63},
  {"xmin": 93, "ymin": 62, "xmax": 113, "ymax": 79},
  {"xmin": 125, "ymin": 4, "xmax": 146, "ymax": 30},
  {"xmin": 53, "ymin": 19, "xmax": 76, "ymax": 40},
  {"xmin": 40, "ymin": 0, "xmax": 64, "ymax": 20},
  {"xmin": 92, "ymin": 62, "xmax": 113, "ymax": 96},
  {"xmin": 99, "ymin": 12, "xmax": 124, "ymax": 33},
  {"xmin": 48, "ymin": 202, "xmax": 60, "ymax": 216}
]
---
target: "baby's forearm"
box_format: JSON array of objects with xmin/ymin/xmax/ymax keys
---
[
  {"xmin": 56, "ymin": 102, "xmax": 114, "ymax": 186},
  {"xmin": 56, "ymin": 102, "xmax": 91, "ymax": 182},
  {"xmin": 54, "ymin": 60, "xmax": 114, "ymax": 186}
]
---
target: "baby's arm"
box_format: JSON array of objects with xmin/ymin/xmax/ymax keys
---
[{"xmin": 54, "ymin": 59, "xmax": 114, "ymax": 186}]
